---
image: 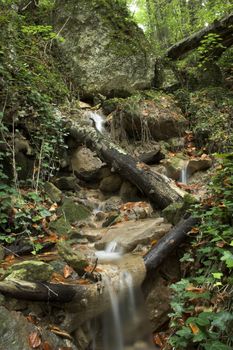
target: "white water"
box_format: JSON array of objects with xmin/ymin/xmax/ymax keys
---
[
  {"xmin": 88, "ymin": 111, "xmax": 105, "ymax": 133},
  {"xmin": 180, "ymin": 162, "xmax": 188, "ymax": 184},
  {"xmin": 95, "ymin": 241, "xmax": 122, "ymax": 263}
]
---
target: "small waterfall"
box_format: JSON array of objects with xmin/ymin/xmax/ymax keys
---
[
  {"xmin": 180, "ymin": 162, "xmax": 189, "ymax": 184},
  {"xmin": 88, "ymin": 111, "xmax": 105, "ymax": 133},
  {"xmin": 95, "ymin": 241, "xmax": 122, "ymax": 263}
]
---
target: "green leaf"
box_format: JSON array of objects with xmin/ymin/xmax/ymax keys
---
[{"xmin": 212, "ymin": 272, "xmax": 223, "ymax": 279}]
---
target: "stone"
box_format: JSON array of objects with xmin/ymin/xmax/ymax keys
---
[
  {"xmin": 71, "ymin": 147, "xmax": 103, "ymax": 173},
  {"xmin": 163, "ymin": 194, "xmax": 197, "ymax": 225},
  {"xmin": 44, "ymin": 182, "xmax": 62, "ymax": 203},
  {"xmin": 58, "ymin": 241, "xmax": 88, "ymax": 273},
  {"xmin": 120, "ymin": 181, "xmax": 139, "ymax": 202},
  {"xmin": 0, "ymin": 306, "xmax": 77, "ymax": 350},
  {"xmin": 53, "ymin": 0, "xmax": 154, "ymax": 97},
  {"xmin": 49, "ymin": 216, "xmax": 72, "ymax": 236},
  {"xmin": 110, "ymin": 92, "xmax": 187, "ymax": 141},
  {"xmin": 187, "ymin": 156, "xmax": 212, "ymax": 175},
  {"xmin": 95, "ymin": 218, "xmax": 172, "ymax": 252},
  {"xmin": 161, "ymin": 155, "xmax": 187, "ymax": 181},
  {"xmin": 5, "ymin": 261, "xmax": 54, "ymax": 282},
  {"xmin": 99, "ymin": 174, "xmax": 123, "ymax": 193},
  {"xmin": 58, "ymin": 197, "xmax": 91, "ymax": 224},
  {"xmin": 54, "ymin": 176, "xmax": 80, "ymax": 191},
  {"xmin": 0, "ymin": 246, "xmax": 5, "ymax": 261}
]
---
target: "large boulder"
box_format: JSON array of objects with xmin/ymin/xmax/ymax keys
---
[{"xmin": 53, "ymin": 0, "xmax": 154, "ymax": 97}]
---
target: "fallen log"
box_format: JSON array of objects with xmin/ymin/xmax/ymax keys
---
[
  {"xmin": 67, "ymin": 123, "xmax": 183, "ymax": 209},
  {"xmin": 144, "ymin": 215, "xmax": 199, "ymax": 270},
  {"xmin": 0, "ymin": 254, "xmax": 146, "ymax": 332},
  {"xmin": 166, "ymin": 12, "xmax": 233, "ymax": 60}
]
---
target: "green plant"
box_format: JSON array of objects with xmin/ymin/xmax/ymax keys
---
[{"xmin": 169, "ymin": 153, "xmax": 233, "ymax": 349}]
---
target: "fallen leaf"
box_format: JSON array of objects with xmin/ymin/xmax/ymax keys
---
[
  {"xmin": 189, "ymin": 323, "xmax": 200, "ymax": 334},
  {"xmin": 28, "ymin": 331, "xmax": 41, "ymax": 348},
  {"xmin": 49, "ymin": 326, "xmax": 72, "ymax": 340},
  {"xmin": 42, "ymin": 341, "xmax": 53, "ymax": 350},
  {"xmin": 186, "ymin": 284, "xmax": 205, "ymax": 293},
  {"xmin": 63, "ymin": 265, "xmax": 74, "ymax": 278}
]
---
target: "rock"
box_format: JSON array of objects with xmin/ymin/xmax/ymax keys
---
[
  {"xmin": 120, "ymin": 181, "xmax": 138, "ymax": 202},
  {"xmin": 53, "ymin": 0, "xmax": 154, "ymax": 97},
  {"xmin": 54, "ymin": 176, "xmax": 80, "ymax": 191},
  {"xmin": 187, "ymin": 156, "xmax": 212, "ymax": 175},
  {"xmin": 99, "ymin": 174, "xmax": 123, "ymax": 193},
  {"xmin": 162, "ymin": 194, "xmax": 197, "ymax": 225},
  {"xmin": 0, "ymin": 306, "xmax": 77, "ymax": 350},
  {"xmin": 49, "ymin": 216, "xmax": 72, "ymax": 236},
  {"xmin": 57, "ymin": 197, "xmax": 91, "ymax": 224},
  {"xmin": 95, "ymin": 218, "xmax": 172, "ymax": 252},
  {"xmin": 5, "ymin": 261, "xmax": 54, "ymax": 282},
  {"xmin": 0, "ymin": 246, "xmax": 5, "ymax": 261},
  {"xmin": 44, "ymin": 182, "xmax": 62, "ymax": 203},
  {"xmin": 70, "ymin": 146, "xmax": 103, "ymax": 181},
  {"xmin": 167, "ymin": 137, "xmax": 185, "ymax": 151},
  {"xmin": 119, "ymin": 201, "xmax": 153, "ymax": 220},
  {"xmin": 138, "ymin": 148, "xmax": 164, "ymax": 164},
  {"xmin": 161, "ymin": 155, "xmax": 187, "ymax": 181},
  {"xmin": 58, "ymin": 241, "xmax": 88, "ymax": 274},
  {"xmin": 110, "ymin": 92, "xmax": 187, "ymax": 141}
]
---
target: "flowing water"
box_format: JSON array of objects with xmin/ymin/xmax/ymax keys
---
[
  {"xmin": 92, "ymin": 243, "xmax": 154, "ymax": 350},
  {"xmin": 88, "ymin": 111, "xmax": 105, "ymax": 133},
  {"xmin": 180, "ymin": 162, "xmax": 188, "ymax": 184}
]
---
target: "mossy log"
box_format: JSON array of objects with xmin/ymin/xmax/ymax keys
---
[
  {"xmin": 166, "ymin": 12, "xmax": 233, "ymax": 60},
  {"xmin": 67, "ymin": 123, "xmax": 183, "ymax": 209}
]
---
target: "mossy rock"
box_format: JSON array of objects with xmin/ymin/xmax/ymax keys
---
[
  {"xmin": 58, "ymin": 198, "xmax": 91, "ymax": 224},
  {"xmin": 57, "ymin": 241, "xmax": 88, "ymax": 274},
  {"xmin": 163, "ymin": 194, "xmax": 198, "ymax": 225},
  {"xmin": 5, "ymin": 261, "xmax": 54, "ymax": 282},
  {"xmin": 44, "ymin": 182, "xmax": 62, "ymax": 203},
  {"xmin": 49, "ymin": 216, "xmax": 72, "ymax": 236}
]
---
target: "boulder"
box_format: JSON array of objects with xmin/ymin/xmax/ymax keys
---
[
  {"xmin": 110, "ymin": 92, "xmax": 187, "ymax": 141},
  {"xmin": 99, "ymin": 174, "xmax": 122, "ymax": 193},
  {"xmin": 162, "ymin": 194, "xmax": 198, "ymax": 225},
  {"xmin": 0, "ymin": 306, "xmax": 77, "ymax": 350},
  {"xmin": 44, "ymin": 182, "xmax": 62, "ymax": 203},
  {"xmin": 49, "ymin": 216, "xmax": 72, "ymax": 235},
  {"xmin": 54, "ymin": 176, "xmax": 80, "ymax": 191},
  {"xmin": 58, "ymin": 197, "xmax": 91, "ymax": 224},
  {"xmin": 187, "ymin": 156, "xmax": 212, "ymax": 175},
  {"xmin": 161, "ymin": 155, "xmax": 188, "ymax": 181},
  {"xmin": 120, "ymin": 181, "xmax": 138, "ymax": 202},
  {"xmin": 70, "ymin": 146, "xmax": 103, "ymax": 181},
  {"xmin": 5, "ymin": 261, "xmax": 54, "ymax": 282},
  {"xmin": 53, "ymin": 0, "xmax": 154, "ymax": 97},
  {"xmin": 58, "ymin": 241, "xmax": 88, "ymax": 273},
  {"xmin": 95, "ymin": 218, "xmax": 172, "ymax": 252}
]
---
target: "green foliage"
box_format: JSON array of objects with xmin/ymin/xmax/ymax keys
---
[
  {"xmin": 197, "ymin": 33, "xmax": 226, "ymax": 67},
  {"xmin": 169, "ymin": 154, "xmax": 233, "ymax": 349}
]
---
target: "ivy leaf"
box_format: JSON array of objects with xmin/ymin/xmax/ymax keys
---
[
  {"xmin": 220, "ymin": 251, "xmax": 233, "ymax": 268},
  {"xmin": 212, "ymin": 272, "xmax": 223, "ymax": 279}
]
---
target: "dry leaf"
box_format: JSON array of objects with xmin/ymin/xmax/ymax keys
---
[
  {"xmin": 42, "ymin": 341, "xmax": 53, "ymax": 350},
  {"xmin": 50, "ymin": 326, "xmax": 72, "ymax": 340},
  {"xmin": 189, "ymin": 323, "xmax": 200, "ymax": 334},
  {"xmin": 63, "ymin": 265, "xmax": 74, "ymax": 278},
  {"xmin": 28, "ymin": 331, "xmax": 41, "ymax": 348}
]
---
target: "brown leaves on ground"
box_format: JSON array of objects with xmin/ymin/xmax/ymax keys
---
[{"xmin": 28, "ymin": 331, "xmax": 41, "ymax": 348}]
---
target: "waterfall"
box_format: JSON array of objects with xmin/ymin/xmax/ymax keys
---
[
  {"xmin": 88, "ymin": 111, "xmax": 105, "ymax": 133},
  {"xmin": 180, "ymin": 162, "xmax": 189, "ymax": 184}
]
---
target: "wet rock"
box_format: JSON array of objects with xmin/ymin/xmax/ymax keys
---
[
  {"xmin": 161, "ymin": 155, "xmax": 187, "ymax": 181},
  {"xmin": 58, "ymin": 241, "xmax": 88, "ymax": 274},
  {"xmin": 99, "ymin": 174, "xmax": 123, "ymax": 193},
  {"xmin": 44, "ymin": 182, "xmax": 62, "ymax": 203},
  {"xmin": 53, "ymin": 0, "xmax": 154, "ymax": 97},
  {"xmin": 5, "ymin": 261, "xmax": 54, "ymax": 282},
  {"xmin": 58, "ymin": 197, "xmax": 91, "ymax": 224},
  {"xmin": 120, "ymin": 201, "xmax": 153, "ymax": 220},
  {"xmin": 95, "ymin": 218, "xmax": 171, "ymax": 252}
]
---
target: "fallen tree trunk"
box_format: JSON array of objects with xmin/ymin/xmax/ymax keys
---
[
  {"xmin": 144, "ymin": 216, "xmax": 199, "ymax": 270},
  {"xmin": 166, "ymin": 12, "xmax": 233, "ymax": 60},
  {"xmin": 67, "ymin": 123, "xmax": 183, "ymax": 209}
]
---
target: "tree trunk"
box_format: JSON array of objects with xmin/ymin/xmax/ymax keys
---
[
  {"xmin": 166, "ymin": 12, "xmax": 233, "ymax": 60},
  {"xmin": 67, "ymin": 123, "xmax": 183, "ymax": 209},
  {"xmin": 144, "ymin": 216, "xmax": 199, "ymax": 270}
]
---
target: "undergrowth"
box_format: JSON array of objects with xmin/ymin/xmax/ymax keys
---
[{"xmin": 168, "ymin": 153, "xmax": 233, "ymax": 350}]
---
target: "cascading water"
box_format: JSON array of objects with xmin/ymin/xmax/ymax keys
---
[
  {"xmin": 88, "ymin": 111, "xmax": 105, "ymax": 133},
  {"xmin": 180, "ymin": 162, "xmax": 189, "ymax": 184},
  {"xmin": 92, "ymin": 243, "xmax": 154, "ymax": 349}
]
